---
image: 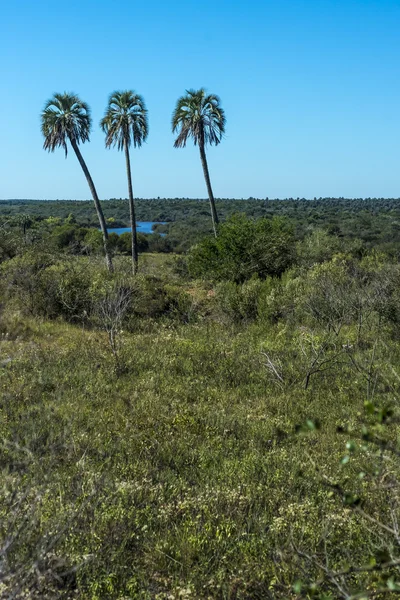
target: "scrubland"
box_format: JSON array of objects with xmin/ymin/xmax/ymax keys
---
[{"xmin": 1, "ymin": 217, "xmax": 400, "ymax": 599}]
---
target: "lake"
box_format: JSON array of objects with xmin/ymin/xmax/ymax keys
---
[{"xmin": 107, "ymin": 221, "xmax": 167, "ymax": 236}]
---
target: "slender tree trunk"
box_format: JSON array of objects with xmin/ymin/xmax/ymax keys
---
[
  {"xmin": 124, "ymin": 140, "xmax": 138, "ymax": 275},
  {"xmin": 70, "ymin": 137, "xmax": 113, "ymax": 272},
  {"xmin": 199, "ymin": 142, "xmax": 219, "ymax": 237}
]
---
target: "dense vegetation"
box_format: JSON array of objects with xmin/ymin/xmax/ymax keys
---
[
  {"xmin": 1, "ymin": 200, "xmax": 400, "ymax": 598},
  {"xmin": 3, "ymin": 196, "xmax": 400, "ymax": 254}
]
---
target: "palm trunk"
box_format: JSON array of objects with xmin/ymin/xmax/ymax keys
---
[
  {"xmin": 199, "ymin": 142, "xmax": 219, "ymax": 237},
  {"xmin": 70, "ymin": 137, "xmax": 113, "ymax": 272},
  {"xmin": 124, "ymin": 140, "xmax": 138, "ymax": 275}
]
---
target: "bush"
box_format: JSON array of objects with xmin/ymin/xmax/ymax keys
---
[
  {"xmin": 216, "ymin": 278, "xmax": 264, "ymax": 322},
  {"xmin": 1, "ymin": 253, "xmax": 198, "ymax": 327},
  {"xmin": 188, "ymin": 214, "xmax": 295, "ymax": 282},
  {"xmin": 116, "ymin": 232, "xmax": 149, "ymax": 254},
  {"xmin": 42, "ymin": 261, "xmax": 95, "ymax": 321},
  {"xmin": 1, "ymin": 254, "xmax": 109, "ymax": 322},
  {"xmin": 257, "ymin": 273, "xmax": 301, "ymax": 324},
  {"xmin": 297, "ymin": 229, "xmax": 366, "ymax": 268},
  {"xmin": 215, "ymin": 272, "xmax": 302, "ymax": 324},
  {"xmin": 0, "ymin": 251, "xmax": 57, "ymax": 315},
  {"xmin": 172, "ymin": 255, "xmax": 191, "ymax": 279},
  {"xmin": 124, "ymin": 276, "xmax": 193, "ymax": 322},
  {"xmin": 147, "ymin": 234, "xmax": 173, "ymax": 253},
  {"xmin": 287, "ymin": 253, "xmax": 400, "ymax": 335},
  {"xmin": 49, "ymin": 224, "xmax": 89, "ymax": 252},
  {"xmin": 0, "ymin": 228, "xmax": 23, "ymax": 262},
  {"xmin": 83, "ymin": 229, "xmax": 104, "ymax": 255},
  {"xmin": 300, "ymin": 258, "xmax": 354, "ymax": 333},
  {"xmin": 108, "ymin": 232, "xmax": 120, "ymax": 253}
]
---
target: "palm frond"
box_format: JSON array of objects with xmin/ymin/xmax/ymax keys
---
[
  {"xmin": 40, "ymin": 92, "xmax": 92, "ymax": 157},
  {"xmin": 171, "ymin": 88, "xmax": 225, "ymax": 149},
  {"xmin": 101, "ymin": 90, "xmax": 148, "ymax": 151}
]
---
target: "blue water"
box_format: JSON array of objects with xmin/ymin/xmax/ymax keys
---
[{"xmin": 107, "ymin": 221, "xmax": 167, "ymax": 235}]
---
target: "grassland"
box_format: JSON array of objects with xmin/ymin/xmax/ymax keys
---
[{"xmin": 1, "ymin": 252, "xmax": 399, "ymax": 599}]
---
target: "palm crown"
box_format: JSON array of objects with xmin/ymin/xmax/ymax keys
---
[
  {"xmin": 41, "ymin": 92, "xmax": 91, "ymax": 156},
  {"xmin": 172, "ymin": 88, "xmax": 226, "ymax": 149},
  {"xmin": 100, "ymin": 91, "xmax": 148, "ymax": 150}
]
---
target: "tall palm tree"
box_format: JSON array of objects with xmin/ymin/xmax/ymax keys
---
[
  {"xmin": 100, "ymin": 91, "xmax": 148, "ymax": 275},
  {"xmin": 41, "ymin": 92, "xmax": 113, "ymax": 272},
  {"xmin": 172, "ymin": 88, "xmax": 226, "ymax": 237}
]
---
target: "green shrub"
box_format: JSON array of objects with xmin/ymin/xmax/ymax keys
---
[
  {"xmin": 216, "ymin": 278, "xmax": 264, "ymax": 322},
  {"xmin": 1, "ymin": 254, "xmax": 198, "ymax": 327},
  {"xmin": 300, "ymin": 257, "xmax": 354, "ymax": 332},
  {"xmin": 188, "ymin": 214, "xmax": 295, "ymax": 282},
  {"xmin": 125, "ymin": 276, "xmax": 192, "ymax": 322},
  {"xmin": 257, "ymin": 276, "xmax": 292, "ymax": 324},
  {"xmin": 116, "ymin": 232, "xmax": 149, "ymax": 254},
  {"xmin": 0, "ymin": 251, "xmax": 56, "ymax": 315},
  {"xmin": 163, "ymin": 284, "xmax": 195, "ymax": 322},
  {"xmin": 0, "ymin": 227, "xmax": 25, "ymax": 262},
  {"xmin": 50, "ymin": 224, "xmax": 88, "ymax": 252},
  {"xmin": 296, "ymin": 229, "xmax": 343, "ymax": 267},
  {"xmin": 171, "ymin": 255, "xmax": 191, "ymax": 279},
  {"xmin": 215, "ymin": 271, "xmax": 303, "ymax": 325},
  {"xmin": 1, "ymin": 254, "xmax": 110, "ymax": 322},
  {"xmin": 147, "ymin": 234, "xmax": 173, "ymax": 253},
  {"xmin": 42, "ymin": 261, "xmax": 95, "ymax": 321},
  {"xmin": 83, "ymin": 229, "xmax": 104, "ymax": 255},
  {"xmin": 215, "ymin": 281, "xmax": 241, "ymax": 321},
  {"xmin": 108, "ymin": 232, "xmax": 119, "ymax": 252}
]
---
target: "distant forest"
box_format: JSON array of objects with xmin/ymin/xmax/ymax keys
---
[{"xmin": 2, "ymin": 197, "xmax": 400, "ymax": 255}]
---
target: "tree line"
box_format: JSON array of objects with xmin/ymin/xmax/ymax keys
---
[{"xmin": 41, "ymin": 89, "xmax": 225, "ymax": 273}]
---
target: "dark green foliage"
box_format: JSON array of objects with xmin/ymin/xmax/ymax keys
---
[
  {"xmin": 5, "ymin": 197, "xmax": 400, "ymax": 257},
  {"xmin": 147, "ymin": 233, "xmax": 173, "ymax": 253},
  {"xmin": 50, "ymin": 223, "xmax": 89, "ymax": 251},
  {"xmin": 116, "ymin": 231, "xmax": 131, "ymax": 254},
  {"xmin": 188, "ymin": 214, "xmax": 295, "ymax": 282},
  {"xmin": 116, "ymin": 231, "xmax": 149, "ymax": 254},
  {"xmin": 0, "ymin": 228, "xmax": 23, "ymax": 261},
  {"xmin": 107, "ymin": 232, "xmax": 119, "ymax": 252}
]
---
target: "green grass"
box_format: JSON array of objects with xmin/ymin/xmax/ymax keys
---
[{"xmin": 1, "ymin": 295, "xmax": 398, "ymax": 598}]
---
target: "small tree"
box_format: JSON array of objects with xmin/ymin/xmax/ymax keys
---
[
  {"xmin": 188, "ymin": 214, "xmax": 295, "ymax": 282},
  {"xmin": 94, "ymin": 284, "xmax": 133, "ymax": 374}
]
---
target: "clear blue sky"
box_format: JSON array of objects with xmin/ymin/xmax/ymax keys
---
[{"xmin": 2, "ymin": 0, "xmax": 400, "ymax": 200}]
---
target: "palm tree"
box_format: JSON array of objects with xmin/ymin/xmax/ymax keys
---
[
  {"xmin": 100, "ymin": 91, "xmax": 148, "ymax": 275},
  {"xmin": 172, "ymin": 88, "xmax": 226, "ymax": 237},
  {"xmin": 41, "ymin": 92, "xmax": 113, "ymax": 272}
]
